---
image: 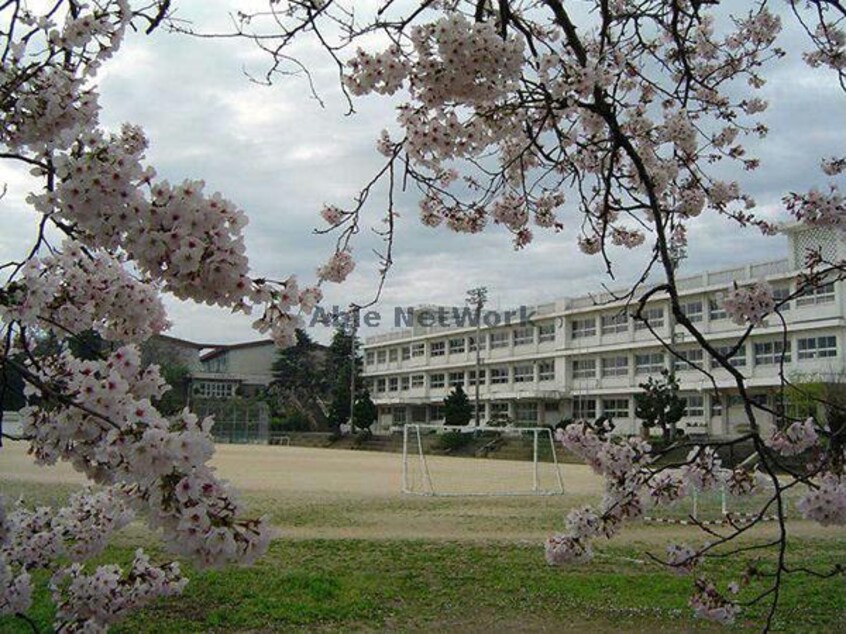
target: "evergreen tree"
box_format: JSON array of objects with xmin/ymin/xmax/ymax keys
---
[
  {"xmin": 326, "ymin": 325, "xmax": 362, "ymax": 428},
  {"xmin": 271, "ymin": 329, "xmax": 327, "ymax": 429},
  {"xmin": 634, "ymin": 369, "xmax": 686, "ymax": 443},
  {"xmin": 353, "ymin": 389, "xmax": 378, "ymax": 431},
  {"xmin": 443, "ymin": 385, "xmax": 472, "ymax": 426}
]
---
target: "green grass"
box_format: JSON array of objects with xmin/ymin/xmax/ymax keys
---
[{"xmin": 3, "ymin": 537, "xmax": 845, "ymax": 633}]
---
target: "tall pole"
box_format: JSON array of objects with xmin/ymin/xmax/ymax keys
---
[
  {"xmin": 466, "ymin": 287, "xmax": 487, "ymax": 427},
  {"xmin": 348, "ymin": 305, "xmax": 358, "ymax": 433}
]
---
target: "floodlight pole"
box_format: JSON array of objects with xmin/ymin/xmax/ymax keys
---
[
  {"xmin": 348, "ymin": 305, "xmax": 359, "ymax": 433},
  {"xmin": 466, "ymin": 287, "xmax": 488, "ymax": 427}
]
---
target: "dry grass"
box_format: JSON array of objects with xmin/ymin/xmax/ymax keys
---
[{"xmin": 2, "ymin": 441, "xmax": 840, "ymax": 545}]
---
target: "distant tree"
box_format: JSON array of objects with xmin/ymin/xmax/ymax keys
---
[
  {"xmin": 326, "ymin": 325, "xmax": 362, "ymax": 429},
  {"xmin": 353, "ymin": 389, "xmax": 378, "ymax": 431},
  {"xmin": 443, "ymin": 385, "xmax": 472, "ymax": 427},
  {"xmin": 271, "ymin": 329, "xmax": 327, "ymax": 429},
  {"xmin": 156, "ymin": 363, "xmax": 190, "ymax": 415},
  {"xmin": 634, "ymin": 369, "xmax": 686, "ymax": 443}
]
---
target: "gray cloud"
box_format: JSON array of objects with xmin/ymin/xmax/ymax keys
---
[{"xmin": 3, "ymin": 2, "xmax": 843, "ymax": 346}]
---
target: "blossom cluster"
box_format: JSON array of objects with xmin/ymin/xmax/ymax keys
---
[
  {"xmin": 1, "ymin": 240, "xmax": 169, "ymax": 343},
  {"xmin": 765, "ymin": 418, "xmax": 819, "ymax": 457},
  {"xmin": 796, "ymin": 473, "xmax": 846, "ymax": 526},
  {"xmin": 50, "ymin": 549, "xmax": 187, "ymax": 631},
  {"xmin": 720, "ymin": 282, "xmax": 775, "ymax": 327},
  {"xmin": 689, "ymin": 578, "xmax": 739, "ymax": 625},
  {"xmin": 784, "ymin": 186, "xmax": 846, "ymax": 234},
  {"xmin": 20, "ymin": 345, "xmax": 271, "ymax": 568}
]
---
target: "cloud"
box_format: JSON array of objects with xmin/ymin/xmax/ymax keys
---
[{"xmin": 3, "ymin": 2, "xmax": 843, "ymax": 348}]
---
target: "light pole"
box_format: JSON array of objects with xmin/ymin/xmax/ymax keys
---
[
  {"xmin": 466, "ymin": 287, "xmax": 488, "ymax": 427},
  {"xmin": 348, "ymin": 305, "xmax": 359, "ymax": 433}
]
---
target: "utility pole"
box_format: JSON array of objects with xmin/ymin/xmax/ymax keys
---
[
  {"xmin": 466, "ymin": 287, "xmax": 488, "ymax": 427},
  {"xmin": 348, "ymin": 305, "xmax": 359, "ymax": 433}
]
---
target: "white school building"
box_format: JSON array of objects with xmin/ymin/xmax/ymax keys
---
[{"xmin": 361, "ymin": 226, "xmax": 846, "ymax": 437}]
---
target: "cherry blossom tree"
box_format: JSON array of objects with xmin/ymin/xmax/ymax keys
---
[
  {"xmin": 189, "ymin": 1, "xmax": 845, "ymax": 629},
  {"xmin": 0, "ymin": 1, "xmax": 331, "ymax": 630}
]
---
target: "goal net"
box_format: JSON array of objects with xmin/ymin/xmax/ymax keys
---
[{"xmin": 401, "ymin": 424, "xmax": 565, "ymax": 496}]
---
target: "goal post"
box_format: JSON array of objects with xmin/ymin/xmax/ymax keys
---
[{"xmin": 401, "ymin": 424, "xmax": 565, "ymax": 497}]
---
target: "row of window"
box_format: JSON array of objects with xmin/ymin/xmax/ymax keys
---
[
  {"xmin": 368, "ymin": 361, "xmax": 556, "ymax": 393},
  {"xmin": 391, "ymin": 401, "xmax": 540, "ymax": 424},
  {"xmin": 570, "ymin": 336, "xmax": 838, "ymax": 379},
  {"xmin": 366, "ymin": 323, "xmax": 557, "ymax": 365},
  {"xmin": 573, "ymin": 395, "xmax": 708, "ymax": 420},
  {"xmin": 570, "ymin": 283, "xmax": 834, "ymax": 339},
  {"xmin": 194, "ymin": 381, "xmax": 236, "ymax": 398}
]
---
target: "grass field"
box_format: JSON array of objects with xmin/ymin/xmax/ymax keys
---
[{"xmin": 1, "ymin": 443, "xmax": 845, "ymax": 632}]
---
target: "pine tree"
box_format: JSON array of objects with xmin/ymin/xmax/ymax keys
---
[
  {"xmin": 443, "ymin": 385, "xmax": 472, "ymax": 427},
  {"xmin": 271, "ymin": 329, "xmax": 327, "ymax": 429},
  {"xmin": 634, "ymin": 369, "xmax": 686, "ymax": 443},
  {"xmin": 353, "ymin": 389, "xmax": 378, "ymax": 431}
]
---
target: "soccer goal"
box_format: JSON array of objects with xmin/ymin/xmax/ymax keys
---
[{"xmin": 401, "ymin": 424, "xmax": 565, "ymax": 496}]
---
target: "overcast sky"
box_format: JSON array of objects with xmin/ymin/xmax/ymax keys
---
[{"xmin": 2, "ymin": 2, "xmax": 845, "ymax": 345}]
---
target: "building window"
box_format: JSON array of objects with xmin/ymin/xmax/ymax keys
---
[
  {"xmin": 490, "ymin": 367, "xmax": 510, "ymax": 384},
  {"xmin": 388, "ymin": 377, "xmax": 399, "ymax": 392},
  {"xmin": 798, "ymin": 336, "xmax": 838, "ymax": 360},
  {"xmin": 401, "ymin": 346, "xmax": 411, "ymax": 361},
  {"xmin": 708, "ymin": 298, "xmax": 727, "ymax": 321},
  {"xmin": 376, "ymin": 378, "xmax": 386, "ymax": 393},
  {"xmin": 430, "ymin": 373, "xmax": 446, "ymax": 389},
  {"xmin": 538, "ymin": 322, "xmax": 556, "ymax": 343},
  {"xmin": 681, "ymin": 300, "xmax": 704, "ymax": 323},
  {"xmin": 571, "ymin": 317, "xmax": 597, "ymax": 339},
  {"xmin": 602, "ymin": 398, "xmax": 630, "ymax": 419},
  {"xmin": 468, "ymin": 335, "xmax": 486, "ymax": 352},
  {"xmin": 572, "ymin": 358, "xmax": 596, "ymax": 379},
  {"xmin": 411, "ymin": 343, "xmax": 425, "ymax": 357},
  {"xmin": 796, "ymin": 282, "xmax": 835, "ymax": 307},
  {"xmin": 389, "ymin": 348, "xmax": 398, "ymax": 362},
  {"xmin": 673, "ymin": 348, "xmax": 704, "ymax": 372},
  {"xmin": 430, "ymin": 341, "xmax": 446, "ymax": 357},
  {"xmin": 490, "ymin": 331, "xmax": 510, "ymax": 349},
  {"xmin": 366, "ymin": 351, "xmax": 375, "ymax": 365},
  {"xmin": 392, "ymin": 408, "xmax": 406, "ymax": 425},
  {"xmin": 195, "ymin": 381, "xmax": 235, "ymax": 399},
  {"xmin": 430, "ymin": 405, "xmax": 445, "ymax": 421},
  {"xmin": 448, "ymin": 371, "xmax": 465, "ymax": 387},
  {"xmin": 754, "ymin": 340, "xmax": 791, "ymax": 365},
  {"xmin": 468, "ymin": 369, "xmax": 486, "ymax": 386},
  {"xmin": 489, "ymin": 402, "xmax": 509, "ymax": 422},
  {"xmin": 448, "ymin": 337, "xmax": 466, "ymax": 354},
  {"xmin": 538, "ymin": 361, "xmax": 555, "ymax": 382},
  {"xmin": 513, "ymin": 327, "xmax": 534, "ymax": 346},
  {"xmin": 772, "ymin": 285, "xmax": 791, "ymax": 311},
  {"xmin": 634, "ymin": 307, "xmax": 664, "ymax": 331},
  {"xmin": 683, "ymin": 395, "xmax": 705, "ymax": 417},
  {"xmin": 710, "ymin": 397, "xmax": 723, "ymax": 418},
  {"xmin": 514, "ymin": 402, "xmax": 538, "ymax": 424},
  {"xmin": 377, "ymin": 349, "xmax": 387, "ymax": 364},
  {"xmin": 601, "ymin": 312, "xmax": 628, "ymax": 335},
  {"xmin": 397, "ymin": 376, "xmax": 408, "ymax": 391},
  {"xmin": 710, "ymin": 344, "xmax": 747, "ymax": 368},
  {"xmin": 635, "ymin": 353, "xmax": 665, "ymax": 375},
  {"xmin": 600, "ymin": 356, "xmax": 629, "ymax": 377},
  {"xmin": 411, "ymin": 374, "xmax": 425, "ymax": 389},
  {"xmin": 513, "ymin": 364, "xmax": 534, "ymax": 383},
  {"xmin": 573, "ymin": 397, "xmax": 596, "ymax": 420}
]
